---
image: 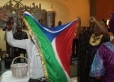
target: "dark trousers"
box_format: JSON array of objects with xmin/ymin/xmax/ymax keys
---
[
  {"xmin": 6, "ymin": 41, "xmax": 14, "ymax": 57},
  {"xmin": 72, "ymin": 38, "xmax": 78, "ymax": 57},
  {"xmin": 6, "ymin": 41, "xmax": 11, "ymax": 55},
  {"xmin": 28, "ymin": 78, "xmax": 46, "ymax": 82}
]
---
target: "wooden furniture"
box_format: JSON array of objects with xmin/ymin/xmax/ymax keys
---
[{"xmin": 0, "ymin": 0, "xmax": 56, "ymax": 27}]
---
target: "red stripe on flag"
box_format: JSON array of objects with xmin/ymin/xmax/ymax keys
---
[{"xmin": 56, "ymin": 21, "xmax": 78, "ymax": 76}]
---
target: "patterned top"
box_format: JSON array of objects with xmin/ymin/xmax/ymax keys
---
[
  {"xmin": 78, "ymin": 27, "xmax": 110, "ymax": 82},
  {"xmin": 90, "ymin": 42, "xmax": 114, "ymax": 82}
]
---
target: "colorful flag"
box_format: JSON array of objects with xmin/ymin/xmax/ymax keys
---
[{"xmin": 23, "ymin": 11, "xmax": 78, "ymax": 82}]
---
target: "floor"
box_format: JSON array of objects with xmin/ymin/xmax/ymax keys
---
[{"xmin": 0, "ymin": 59, "xmax": 10, "ymax": 76}]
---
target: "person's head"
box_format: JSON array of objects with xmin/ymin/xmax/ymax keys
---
[
  {"xmin": 109, "ymin": 13, "xmax": 114, "ymax": 34},
  {"xmin": 6, "ymin": 19, "xmax": 13, "ymax": 28},
  {"xmin": 93, "ymin": 24, "xmax": 102, "ymax": 36},
  {"xmin": 93, "ymin": 20, "xmax": 106, "ymax": 36},
  {"xmin": 58, "ymin": 21, "xmax": 62, "ymax": 26},
  {"xmin": 8, "ymin": 17, "xmax": 14, "ymax": 24},
  {"xmin": 38, "ymin": 19, "xmax": 43, "ymax": 25},
  {"xmin": 16, "ymin": 25, "xmax": 22, "ymax": 33}
]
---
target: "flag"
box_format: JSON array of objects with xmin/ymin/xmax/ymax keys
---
[{"xmin": 23, "ymin": 11, "xmax": 78, "ymax": 82}]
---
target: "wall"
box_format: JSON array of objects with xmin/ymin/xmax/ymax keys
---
[
  {"xmin": 0, "ymin": 0, "xmax": 90, "ymax": 51},
  {"xmin": 0, "ymin": 28, "xmax": 6, "ymax": 51},
  {"xmin": 96, "ymin": 0, "xmax": 114, "ymax": 20},
  {"xmin": 90, "ymin": 0, "xmax": 96, "ymax": 17}
]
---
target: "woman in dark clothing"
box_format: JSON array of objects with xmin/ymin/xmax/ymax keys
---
[{"xmin": 77, "ymin": 16, "xmax": 110, "ymax": 82}]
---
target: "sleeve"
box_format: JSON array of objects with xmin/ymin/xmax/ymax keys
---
[
  {"xmin": 6, "ymin": 30, "xmax": 28, "ymax": 50},
  {"xmin": 90, "ymin": 49, "xmax": 105, "ymax": 77}
]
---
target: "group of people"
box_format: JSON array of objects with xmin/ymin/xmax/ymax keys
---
[
  {"xmin": 76, "ymin": 15, "xmax": 114, "ymax": 82},
  {"xmin": 0, "ymin": 10, "xmax": 47, "ymax": 82},
  {"xmin": 2, "ymin": 13, "xmax": 28, "ymax": 63},
  {"xmin": 0, "ymin": 9, "xmax": 114, "ymax": 82}
]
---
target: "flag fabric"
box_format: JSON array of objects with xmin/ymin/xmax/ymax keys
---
[{"xmin": 23, "ymin": 11, "xmax": 78, "ymax": 82}]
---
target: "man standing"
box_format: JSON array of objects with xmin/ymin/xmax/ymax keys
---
[
  {"xmin": 13, "ymin": 25, "xmax": 28, "ymax": 62},
  {"xmin": 2, "ymin": 17, "xmax": 17, "ymax": 57},
  {"xmin": 6, "ymin": 19, "xmax": 46, "ymax": 82}
]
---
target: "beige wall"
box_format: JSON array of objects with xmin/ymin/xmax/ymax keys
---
[
  {"xmin": 0, "ymin": 28, "xmax": 6, "ymax": 51},
  {"xmin": 0, "ymin": 0, "xmax": 90, "ymax": 51}
]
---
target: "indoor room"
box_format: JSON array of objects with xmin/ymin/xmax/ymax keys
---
[{"xmin": 0, "ymin": 0, "xmax": 113, "ymax": 82}]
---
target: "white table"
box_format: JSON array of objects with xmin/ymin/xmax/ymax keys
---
[
  {"xmin": 0, "ymin": 70, "xmax": 29, "ymax": 82},
  {"xmin": 0, "ymin": 70, "xmax": 77, "ymax": 82}
]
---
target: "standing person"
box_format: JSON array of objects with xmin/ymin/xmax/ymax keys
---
[
  {"xmin": 5, "ymin": 11, "xmax": 78, "ymax": 82},
  {"xmin": 6, "ymin": 18, "xmax": 46, "ymax": 82},
  {"xmin": 2, "ymin": 17, "xmax": 17, "ymax": 57},
  {"xmin": 38, "ymin": 19, "xmax": 43, "ymax": 25},
  {"xmin": 90, "ymin": 13, "xmax": 114, "ymax": 82},
  {"xmin": 57, "ymin": 21, "xmax": 62, "ymax": 26},
  {"xmin": 0, "ymin": 10, "xmax": 9, "ymax": 69},
  {"xmin": 77, "ymin": 16, "xmax": 110, "ymax": 82},
  {"xmin": 71, "ymin": 29, "xmax": 79, "ymax": 59},
  {"xmin": 13, "ymin": 25, "xmax": 28, "ymax": 63}
]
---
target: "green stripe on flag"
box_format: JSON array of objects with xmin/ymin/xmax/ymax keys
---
[{"xmin": 24, "ymin": 15, "xmax": 68, "ymax": 82}]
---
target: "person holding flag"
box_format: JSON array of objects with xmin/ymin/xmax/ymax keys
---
[
  {"xmin": 5, "ymin": 11, "xmax": 79, "ymax": 82},
  {"xmin": 77, "ymin": 16, "xmax": 110, "ymax": 82},
  {"xmin": 90, "ymin": 13, "xmax": 114, "ymax": 82}
]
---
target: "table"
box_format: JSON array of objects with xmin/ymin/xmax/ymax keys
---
[
  {"xmin": 1, "ymin": 70, "xmax": 77, "ymax": 82},
  {"xmin": 1, "ymin": 70, "xmax": 29, "ymax": 82}
]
